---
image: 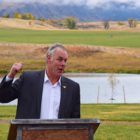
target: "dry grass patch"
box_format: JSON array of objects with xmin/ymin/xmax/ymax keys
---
[
  {"xmin": 0, "ymin": 18, "xmax": 57, "ymax": 30},
  {"xmin": 0, "ymin": 43, "xmax": 140, "ymax": 74},
  {"xmin": 1, "ymin": 18, "xmax": 140, "ymax": 32}
]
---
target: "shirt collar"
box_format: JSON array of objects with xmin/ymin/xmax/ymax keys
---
[{"xmin": 44, "ymin": 71, "xmax": 61, "ymax": 86}]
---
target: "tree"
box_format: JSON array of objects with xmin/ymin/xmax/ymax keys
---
[
  {"xmin": 13, "ymin": 12, "xmax": 35, "ymax": 20},
  {"xmin": 13, "ymin": 12, "xmax": 22, "ymax": 19},
  {"xmin": 38, "ymin": 18, "xmax": 46, "ymax": 26},
  {"xmin": 103, "ymin": 21, "xmax": 110, "ymax": 29},
  {"xmin": 64, "ymin": 17, "xmax": 77, "ymax": 29},
  {"xmin": 22, "ymin": 13, "xmax": 35, "ymax": 20},
  {"xmin": 2, "ymin": 13, "xmax": 10, "ymax": 18},
  {"xmin": 108, "ymin": 74, "xmax": 119, "ymax": 103},
  {"xmin": 128, "ymin": 19, "xmax": 137, "ymax": 28}
]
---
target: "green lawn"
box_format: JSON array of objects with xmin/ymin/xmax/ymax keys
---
[
  {"xmin": 0, "ymin": 104, "xmax": 140, "ymax": 140},
  {"xmin": 0, "ymin": 28, "xmax": 140, "ymax": 48},
  {"xmin": 81, "ymin": 104, "xmax": 140, "ymax": 121}
]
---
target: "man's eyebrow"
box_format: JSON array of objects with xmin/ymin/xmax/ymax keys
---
[{"xmin": 57, "ymin": 56, "xmax": 67, "ymax": 61}]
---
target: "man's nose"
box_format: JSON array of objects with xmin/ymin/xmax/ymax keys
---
[{"xmin": 62, "ymin": 60, "xmax": 66, "ymax": 66}]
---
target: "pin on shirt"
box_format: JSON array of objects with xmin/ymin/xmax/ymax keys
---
[{"xmin": 63, "ymin": 85, "xmax": 66, "ymax": 89}]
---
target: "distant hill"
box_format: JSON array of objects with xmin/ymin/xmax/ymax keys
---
[{"xmin": 0, "ymin": 2, "xmax": 140, "ymax": 21}]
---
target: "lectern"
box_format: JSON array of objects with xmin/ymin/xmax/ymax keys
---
[{"xmin": 8, "ymin": 119, "xmax": 100, "ymax": 140}]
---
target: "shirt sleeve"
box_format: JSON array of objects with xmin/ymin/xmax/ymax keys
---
[{"xmin": 5, "ymin": 76, "xmax": 13, "ymax": 81}]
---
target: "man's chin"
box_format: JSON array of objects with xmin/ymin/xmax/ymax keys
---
[
  {"xmin": 58, "ymin": 72, "xmax": 63, "ymax": 76},
  {"xmin": 57, "ymin": 71, "xmax": 63, "ymax": 76},
  {"xmin": 54, "ymin": 71, "xmax": 61, "ymax": 76}
]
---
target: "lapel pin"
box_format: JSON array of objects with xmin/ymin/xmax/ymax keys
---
[{"xmin": 63, "ymin": 85, "xmax": 66, "ymax": 89}]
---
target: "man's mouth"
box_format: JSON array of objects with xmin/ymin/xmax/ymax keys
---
[{"xmin": 58, "ymin": 68, "xmax": 63, "ymax": 72}]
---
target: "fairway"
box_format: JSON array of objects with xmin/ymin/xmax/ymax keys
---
[
  {"xmin": 0, "ymin": 104, "xmax": 140, "ymax": 140},
  {"xmin": 0, "ymin": 28, "xmax": 140, "ymax": 48}
]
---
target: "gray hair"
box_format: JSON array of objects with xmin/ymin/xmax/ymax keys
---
[{"xmin": 47, "ymin": 43, "xmax": 67, "ymax": 57}]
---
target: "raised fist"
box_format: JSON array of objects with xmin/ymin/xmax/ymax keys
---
[{"xmin": 7, "ymin": 63, "xmax": 23, "ymax": 78}]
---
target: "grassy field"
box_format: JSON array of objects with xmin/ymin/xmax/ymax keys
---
[
  {"xmin": 0, "ymin": 20, "xmax": 140, "ymax": 140},
  {"xmin": 0, "ymin": 42, "xmax": 140, "ymax": 75},
  {"xmin": 0, "ymin": 28, "xmax": 140, "ymax": 48},
  {"xmin": 0, "ymin": 104, "xmax": 140, "ymax": 140},
  {"xmin": 0, "ymin": 27, "xmax": 140, "ymax": 74}
]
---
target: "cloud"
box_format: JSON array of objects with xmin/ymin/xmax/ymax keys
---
[{"xmin": 2, "ymin": 0, "xmax": 140, "ymax": 7}]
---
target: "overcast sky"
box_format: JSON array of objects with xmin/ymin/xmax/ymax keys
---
[{"xmin": 1, "ymin": 0, "xmax": 140, "ymax": 7}]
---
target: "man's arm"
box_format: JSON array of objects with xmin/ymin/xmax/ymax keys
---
[{"xmin": 0, "ymin": 63, "xmax": 23, "ymax": 103}]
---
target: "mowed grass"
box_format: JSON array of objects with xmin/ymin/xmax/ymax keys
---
[
  {"xmin": 0, "ymin": 104, "xmax": 140, "ymax": 140},
  {"xmin": 81, "ymin": 104, "xmax": 140, "ymax": 121},
  {"xmin": 0, "ymin": 28, "xmax": 140, "ymax": 48}
]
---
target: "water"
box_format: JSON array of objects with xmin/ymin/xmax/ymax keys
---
[
  {"xmin": 69, "ymin": 73, "xmax": 140, "ymax": 104},
  {"xmin": 0, "ymin": 73, "xmax": 140, "ymax": 105}
]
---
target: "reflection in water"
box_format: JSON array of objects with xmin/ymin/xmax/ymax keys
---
[
  {"xmin": 69, "ymin": 73, "xmax": 140, "ymax": 104},
  {"xmin": 0, "ymin": 73, "xmax": 140, "ymax": 105}
]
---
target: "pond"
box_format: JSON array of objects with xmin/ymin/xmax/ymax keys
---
[
  {"xmin": 0, "ymin": 73, "xmax": 140, "ymax": 105},
  {"xmin": 69, "ymin": 73, "xmax": 140, "ymax": 104}
]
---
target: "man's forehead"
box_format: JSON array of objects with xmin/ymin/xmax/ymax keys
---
[{"xmin": 55, "ymin": 48, "xmax": 68, "ymax": 55}]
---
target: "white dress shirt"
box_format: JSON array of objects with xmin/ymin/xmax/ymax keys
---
[{"xmin": 40, "ymin": 72, "xmax": 61, "ymax": 119}]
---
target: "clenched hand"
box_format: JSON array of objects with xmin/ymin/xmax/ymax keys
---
[{"xmin": 7, "ymin": 63, "xmax": 23, "ymax": 78}]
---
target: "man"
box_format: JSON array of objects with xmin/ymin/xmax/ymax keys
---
[{"xmin": 0, "ymin": 44, "xmax": 80, "ymax": 119}]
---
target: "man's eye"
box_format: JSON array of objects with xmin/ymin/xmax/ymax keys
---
[
  {"xmin": 57, "ymin": 58, "xmax": 67, "ymax": 63},
  {"xmin": 57, "ymin": 58, "xmax": 63, "ymax": 61}
]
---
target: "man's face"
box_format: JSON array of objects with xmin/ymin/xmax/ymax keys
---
[{"xmin": 48, "ymin": 48, "xmax": 68, "ymax": 77}]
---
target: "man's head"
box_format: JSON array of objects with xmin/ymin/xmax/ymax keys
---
[{"xmin": 46, "ymin": 44, "xmax": 68, "ymax": 79}]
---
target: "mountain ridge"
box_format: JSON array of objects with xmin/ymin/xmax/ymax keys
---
[{"xmin": 0, "ymin": 2, "xmax": 140, "ymax": 21}]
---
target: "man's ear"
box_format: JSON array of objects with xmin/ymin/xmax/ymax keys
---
[{"xmin": 47, "ymin": 54, "xmax": 51, "ymax": 63}]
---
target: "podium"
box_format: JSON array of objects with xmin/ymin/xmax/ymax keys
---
[{"xmin": 8, "ymin": 119, "xmax": 100, "ymax": 140}]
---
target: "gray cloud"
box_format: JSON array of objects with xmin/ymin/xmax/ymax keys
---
[{"xmin": 2, "ymin": 0, "xmax": 140, "ymax": 7}]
